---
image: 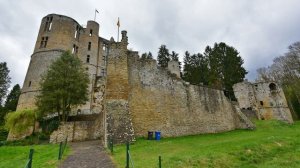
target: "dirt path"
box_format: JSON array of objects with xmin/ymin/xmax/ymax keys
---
[{"xmin": 59, "ymin": 140, "xmax": 115, "ymax": 168}]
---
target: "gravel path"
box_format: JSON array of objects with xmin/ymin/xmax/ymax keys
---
[{"xmin": 59, "ymin": 140, "xmax": 115, "ymax": 168}]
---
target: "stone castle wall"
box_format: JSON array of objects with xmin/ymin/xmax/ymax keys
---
[
  {"xmin": 125, "ymin": 54, "xmax": 249, "ymax": 138},
  {"xmin": 233, "ymin": 81, "xmax": 293, "ymax": 123},
  {"xmin": 14, "ymin": 14, "xmax": 262, "ymax": 143},
  {"xmin": 105, "ymin": 33, "xmax": 135, "ymax": 144}
]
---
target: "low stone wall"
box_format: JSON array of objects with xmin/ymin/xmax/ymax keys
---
[{"xmin": 50, "ymin": 115, "xmax": 104, "ymax": 143}]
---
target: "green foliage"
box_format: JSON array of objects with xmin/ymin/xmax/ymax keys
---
[
  {"xmin": 112, "ymin": 120, "xmax": 300, "ymax": 168},
  {"xmin": 147, "ymin": 52, "xmax": 153, "ymax": 59},
  {"xmin": 141, "ymin": 52, "xmax": 154, "ymax": 60},
  {"xmin": 36, "ymin": 51, "xmax": 89, "ymax": 122},
  {"xmin": 4, "ymin": 109, "xmax": 36, "ymax": 133},
  {"xmin": 0, "ymin": 84, "xmax": 21, "ymax": 126},
  {"xmin": 4, "ymin": 84, "xmax": 21, "ymax": 112},
  {"xmin": 0, "ymin": 62, "xmax": 11, "ymax": 105},
  {"xmin": 0, "ymin": 125, "xmax": 8, "ymax": 141},
  {"xmin": 183, "ymin": 42, "xmax": 247, "ymax": 99},
  {"xmin": 183, "ymin": 52, "xmax": 209, "ymax": 85},
  {"xmin": 157, "ymin": 45, "xmax": 170, "ymax": 68}
]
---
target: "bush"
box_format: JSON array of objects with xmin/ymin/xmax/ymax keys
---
[
  {"xmin": 4, "ymin": 109, "xmax": 36, "ymax": 133},
  {"xmin": 0, "ymin": 126, "xmax": 8, "ymax": 141}
]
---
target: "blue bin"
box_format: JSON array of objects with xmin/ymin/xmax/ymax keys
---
[{"xmin": 155, "ymin": 131, "xmax": 161, "ymax": 140}]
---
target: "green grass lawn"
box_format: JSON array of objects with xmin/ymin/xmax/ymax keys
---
[
  {"xmin": 0, "ymin": 144, "xmax": 70, "ymax": 168},
  {"xmin": 112, "ymin": 120, "xmax": 300, "ymax": 168}
]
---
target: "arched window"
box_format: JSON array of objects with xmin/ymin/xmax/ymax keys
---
[{"xmin": 269, "ymin": 83, "xmax": 277, "ymax": 91}]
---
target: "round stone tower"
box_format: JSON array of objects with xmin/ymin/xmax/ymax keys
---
[{"xmin": 17, "ymin": 14, "xmax": 100, "ymax": 110}]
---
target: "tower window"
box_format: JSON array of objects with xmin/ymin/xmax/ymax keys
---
[
  {"xmin": 40, "ymin": 37, "xmax": 44, "ymax": 48},
  {"xmin": 88, "ymin": 42, "xmax": 91, "ymax": 50},
  {"xmin": 74, "ymin": 25, "xmax": 80, "ymax": 40},
  {"xmin": 89, "ymin": 29, "xmax": 93, "ymax": 36},
  {"xmin": 44, "ymin": 16, "xmax": 53, "ymax": 32},
  {"xmin": 86, "ymin": 55, "xmax": 90, "ymax": 63},
  {"xmin": 40, "ymin": 37, "xmax": 48, "ymax": 48},
  {"xmin": 44, "ymin": 37, "xmax": 48, "ymax": 47},
  {"xmin": 48, "ymin": 16, "xmax": 53, "ymax": 31},
  {"xmin": 260, "ymin": 101, "xmax": 264, "ymax": 106},
  {"xmin": 28, "ymin": 81, "xmax": 31, "ymax": 87},
  {"xmin": 269, "ymin": 83, "xmax": 277, "ymax": 91},
  {"xmin": 72, "ymin": 44, "xmax": 78, "ymax": 54}
]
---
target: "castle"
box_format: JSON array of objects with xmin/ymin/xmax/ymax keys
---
[{"xmin": 11, "ymin": 14, "xmax": 293, "ymax": 144}]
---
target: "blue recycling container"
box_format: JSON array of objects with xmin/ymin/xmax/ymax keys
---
[{"xmin": 155, "ymin": 131, "xmax": 161, "ymax": 140}]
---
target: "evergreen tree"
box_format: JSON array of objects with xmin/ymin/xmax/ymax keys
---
[
  {"xmin": 36, "ymin": 51, "xmax": 89, "ymax": 122},
  {"xmin": 195, "ymin": 53, "xmax": 209, "ymax": 85},
  {"xmin": 157, "ymin": 45, "xmax": 170, "ymax": 68},
  {"xmin": 183, "ymin": 42, "xmax": 247, "ymax": 97},
  {"xmin": 147, "ymin": 52, "xmax": 153, "ymax": 59},
  {"xmin": 183, "ymin": 51, "xmax": 192, "ymax": 81},
  {"xmin": 0, "ymin": 62, "xmax": 11, "ymax": 105},
  {"xmin": 183, "ymin": 52, "xmax": 209, "ymax": 85},
  {"xmin": 206, "ymin": 42, "xmax": 247, "ymax": 97},
  {"xmin": 4, "ymin": 84, "xmax": 21, "ymax": 112},
  {"xmin": 141, "ymin": 53, "xmax": 147, "ymax": 60},
  {"xmin": 205, "ymin": 44, "xmax": 224, "ymax": 88}
]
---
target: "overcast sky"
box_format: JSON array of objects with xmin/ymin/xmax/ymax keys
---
[{"xmin": 1, "ymin": 0, "xmax": 300, "ymax": 87}]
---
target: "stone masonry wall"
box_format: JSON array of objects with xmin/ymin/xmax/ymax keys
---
[
  {"xmin": 127, "ymin": 54, "xmax": 250, "ymax": 138},
  {"xmin": 50, "ymin": 114, "xmax": 104, "ymax": 143},
  {"xmin": 105, "ymin": 33, "xmax": 135, "ymax": 144},
  {"xmin": 234, "ymin": 81, "xmax": 293, "ymax": 123}
]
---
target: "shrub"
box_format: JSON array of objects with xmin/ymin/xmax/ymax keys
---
[{"xmin": 4, "ymin": 109, "xmax": 36, "ymax": 133}]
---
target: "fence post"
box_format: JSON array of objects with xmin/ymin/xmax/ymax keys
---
[
  {"xmin": 159, "ymin": 156, "xmax": 162, "ymax": 168},
  {"xmin": 110, "ymin": 139, "xmax": 113, "ymax": 154},
  {"xmin": 28, "ymin": 149, "xmax": 34, "ymax": 168},
  {"xmin": 126, "ymin": 142, "xmax": 129, "ymax": 168},
  {"xmin": 58, "ymin": 142, "xmax": 63, "ymax": 160},
  {"xmin": 63, "ymin": 137, "xmax": 67, "ymax": 152}
]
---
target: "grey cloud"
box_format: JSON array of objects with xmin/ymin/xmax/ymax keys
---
[{"xmin": 1, "ymin": 0, "xmax": 300, "ymax": 88}]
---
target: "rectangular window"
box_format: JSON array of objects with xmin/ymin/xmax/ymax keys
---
[
  {"xmin": 40, "ymin": 37, "xmax": 48, "ymax": 48},
  {"xmin": 72, "ymin": 44, "xmax": 78, "ymax": 54},
  {"xmin": 48, "ymin": 16, "xmax": 53, "ymax": 31},
  {"xmin": 74, "ymin": 25, "xmax": 80, "ymax": 40},
  {"xmin": 28, "ymin": 81, "xmax": 31, "ymax": 87},
  {"xmin": 89, "ymin": 29, "xmax": 93, "ymax": 36},
  {"xmin": 44, "ymin": 22, "xmax": 49, "ymax": 32},
  {"xmin": 88, "ymin": 42, "xmax": 91, "ymax": 50},
  {"xmin": 40, "ymin": 37, "xmax": 44, "ymax": 48},
  {"xmin": 260, "ymin": 101, "xmax": 264, "ymax": 106},
  {"xmin": 44, "ymin": 37, "xmax": 48, "ymax": 47},
  {"xmin": 86, "ymin": 55, "xmax": 90, "ymax": 63},
  {"xmin": 44, "ymin": 16, "xmax": 53, "ymax": 32}
]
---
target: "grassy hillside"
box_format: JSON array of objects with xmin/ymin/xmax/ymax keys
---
[
  {"xmin": 0, "ymin": 144, "xmax": 69, "ymax": 168},
  {"xmin": 112, "ymin": 120, "xmax": 300, "ymax": 168}
]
